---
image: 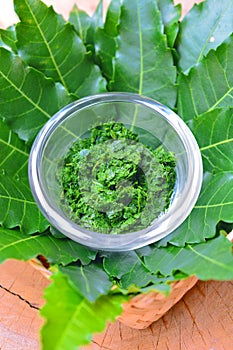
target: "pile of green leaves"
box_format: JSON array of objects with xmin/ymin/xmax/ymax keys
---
[
  {"xmin": 0, "ymin": 0, "xmax": 233, "ymax": 349},
  {"xmin": 61, "ymin": 121, "xmax": 176, "ymax": 234}
]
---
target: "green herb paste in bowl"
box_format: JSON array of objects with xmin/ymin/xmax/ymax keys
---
[
  {"xmin": 61, "ymin": 122, "xmax": 176, "ymax": 234},
  {"xmin": 29, "ymin": 93, "xmax": 202, "ymax": 251}
]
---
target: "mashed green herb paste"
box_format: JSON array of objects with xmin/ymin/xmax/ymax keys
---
[{"xmin": 61, "ymin": 122, "xmax": 176, "ymax": 234}]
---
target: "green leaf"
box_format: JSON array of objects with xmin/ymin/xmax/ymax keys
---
[
  {"xmin": 69, "ymin": 5, "xmax": 93, "ymax": 44},
  {"xmin": 177, "ymin": 0, "xmax": 233, "ymax": 72},
  {"xmin": 0, "ymin": 119, "xmax": 29, "ymax": 177},
  {"xmin": 158, "ymin": 172, "xmax": 233, "ymax": 246},
  {"xmin": 0, "ymin": 176, "xmax": 49, "ymax": 233},
  {"xmin": 157, "ymin": 0, "xmax": 181, "ymax": 48},
  {"xmin": 110, "ymin": 0, "xmax": 177, "ymax": 108},
  {"xmin": 193, "ymin": 108, "xmax": 233, "ymax": 172},
  {"xmin": 103, "ymin": 250, "xmax": 185, "ymax": 292},
  {"xmin": 0, "ymin": 120, "xmax": 48, "ymax": 233},
  {"xmin": 103, "ymin": 250, "xmax": 140, "ymax": 278},
  {"xmin": 94, "ymin": 0, "xmax": 121, "ymax": 80},
  {"xmin": 14, "ymin": 0, "xmax": 106, "ymax": 97},
  {"xmin": 59, "ymin": 263, "xmax": 112, "ymax": 302},
  {"xmin": 0, "ymin": 228, "xmax": 97, "ymax": 265},
  {"xmin": 69, "ymin": 1, "xmax": 103, "ymax": 50},
  {"xmin": 145, "ymin": 235, "xmax": 233, "ymax": 280},
  {"xmin": 0, "ymin": 48, "xmax": 71, "ymax": 143},
  {"xmin": 177, "ymin": 35, "xmax": 233, "ymax": 122},
  {"xmin": 50, "ymin": 226, "xmax": 66, "ymax": 239},
  {"xmin": 0, "ymin": 26, "xmax": 17, "ymax": 52},
  {"xmin": 41, "ymin": 271, "xmax": 126, "ymax": 350},
  {"xmin": 87, "ymin": 0, "xmax": 104, "ymax": 35},
  {"xmin": 103, "ymin": 0, "xmax": 121, "ymax": 37},
  {"xmin": 120, "ymin": 263, "xmax": 174, "ymax": 293}
]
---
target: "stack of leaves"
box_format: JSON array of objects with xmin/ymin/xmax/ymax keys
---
[{"xmin": 0, "ymin": 0, "xmax": 233, "ymax": 349}]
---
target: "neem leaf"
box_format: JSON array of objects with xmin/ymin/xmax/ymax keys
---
[
  {"xmin": 103, "ymin": 0, "xmax": 121, "ymax": 37},
  {"xmin": 145, "ymin": 235, "xmax": 233, "ymax": 280},
  {"xmin": 69, "ymin": 5, "xmax": 93, "ymax": 44},
  {"xmin": 14, "ymin": 0, "xmax": 106, "ymax": 97},
  {"xmin": 0, "ymin": 176, "xmax": 49, "ymax": 233},
  {"xmin": 168, "ymin": 107, "xmax": 233, "ymax": 248},
  {"xmin": 110, "ymin": 0, "xmax": 177, "ymax": 108},
  {"xmin": 41, "ymin": 271, "xmax": 126, "ymax": 350},
  {"xmin": 120, "ymin": 262, "xmax": 173, "ymax": 293},
  {"xmin": 94, "ymin": 0, "xmax": 121, "ymax": 81},
  {"xmin": 0, "ymin": 48, "xmax": 71, "ymax": 143},
  {"xmin": 103, "ymin": 250, "xmax": 184, "ymax": 292},
  {"xmin": 159, "ymin": 171, "xmax": 233, "ymax": 246},
  {"xmin": 103, "ymin": 250, "xmax": 140, "ymax": 279},
  {"xmin": 157, "ymin": 0, "xmax": 181, "ymax": 48},
  {"xmin": 88, "ymin": 0, "xmax": 104, "ymax": 31},
  {"xmin": 177, "ymin": 34, "xmax": 233, "ymax": 122},
  {"xmin": 0, "ymin": 120, "xmax": 48, "ymax": 233},
  {"xmin": 0, "ymin": 228, "xmax": 97, "ymax": 266},
  {"xmin": 193, "ymin": 108, "xmax": 233, "ymax": 172},
  {"xmin": 59, "ymin": 263, "xmax": 112, "ymax": 302},
  {"xmin": 0, "ymin": 119, "xmax": 29, "ymax": 177},
  {"xmin": 69, "ymin": 0, "xmax": 103, "ymax": 49},
  {"xmin": 177, "ymin": 0, "xmax": 233, "ymax": 72},
  {"xmin": 0, "ymin": 26, "xmax": 17, "ymax": 52}
]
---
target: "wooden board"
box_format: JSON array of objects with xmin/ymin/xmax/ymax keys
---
[{"xmin": 0, "ymin": 259, "xmax": 232, "ymax": 350}]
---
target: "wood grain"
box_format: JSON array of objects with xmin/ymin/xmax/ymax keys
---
[
  {"xmin": 0, "ymin": 259, "xmax": 232, "ymax": 350},
  {"xmin": 81, "ymin": 280, "xmax": 233, "ymax": 350},
  {"xmin": 0, "ymin": 260, "xmax": 48, "ymax": 350}
]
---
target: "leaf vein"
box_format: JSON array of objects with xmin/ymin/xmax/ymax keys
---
[{"xmin": 24, "ymin": 0, "xmax": 68, "ymax": 92}]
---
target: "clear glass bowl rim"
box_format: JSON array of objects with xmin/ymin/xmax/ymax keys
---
[{"xmin": 28, "ymin": 92, "xmax": 203, "ymax": 251}]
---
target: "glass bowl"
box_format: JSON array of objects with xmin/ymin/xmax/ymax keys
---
[{"xmin": 28, "ymin": 92, "xmax": 203, "ymax": 251}]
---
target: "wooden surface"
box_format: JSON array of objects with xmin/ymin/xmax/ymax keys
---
[{"xmin": 0, "ymin": 259, "xmax": 232, "ymax": 350}]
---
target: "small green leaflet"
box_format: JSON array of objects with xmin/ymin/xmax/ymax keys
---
[
  {"xmin": 145, "ymin": 235, "xmax": 233, "ymax": 280},
  {"xmin": 158, "ymin": 172, "xmax": 233, "ymax": 246},
  {"xmin": 0, "ymin": 48, "xmax": 71, "ymax": 143},
  {"xmin": 0, "ymin": 120, "xmax": 48, "ymax": 233},
  {"xmin": 14, "ymin": 0, "xmax": 106, "ymax": 97},
  {"xmin": 120, "ymin": 263, "xmax": 172, "ymax": 293},
  {"xmin": 0, "ymin": 228, "xmax": 97, "ymax": 266},
  {"xmin": 0, "ymin": 119, "xmax": 29, "ymax": 178},
  {"xmin": 157, "ymin": 0, "xmax": 181, "ymax": 48},
  {"xmin": 103, "ymin": 0, "xmax": 121, "ymax": 37},
  {"xmin": 120, "ymin": 265, "xmax": 188, "ymax": 294},
  {"xmin": 177, "ymin": 0, "xmax": 233, "ymax": 72},
  {"xmin": 103, "ymin": 250, "xmax": 181, "ymax": 293},
  {"xmin": 103, "ymin": 250, "xmax": 141, "ymax": 279},
  {"xmin": 69, "ymin": 6, "xmax": 93, "ymax": 45},
  {"xmin": 0, "ymin": 176, "xmax": 48, "ymax": 233},
  {"xmin": 70, "ymin": 0, "xmax": 104, "ymax": 50},
  {"xmin": 178, "ymin": 34, "xmax": 233, "ymax": 122},
  {"xmin": 110, "ymin": 0, "xmax": 177, "ymax": 108},
  {"xmin": 41, "ymin": 271, "xmax": 126, "ymax": 350},
  {"xmin": 59, "ymin": 263, "xmax": 112, "ymax": 302},
  {"xmin": 193, "ymin": 108, "xmax": 233, "ymax": 172},
  {"xmin": 94, "ymin": 0, "xmax": 121, "ymax": 80},
  {"xmin": 0, "ymin": 26, "xmax": 17, "ymax": 52},
  {"xmin": 69, "ymin": 0, "xmax": 106, "ymax": 77}
]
